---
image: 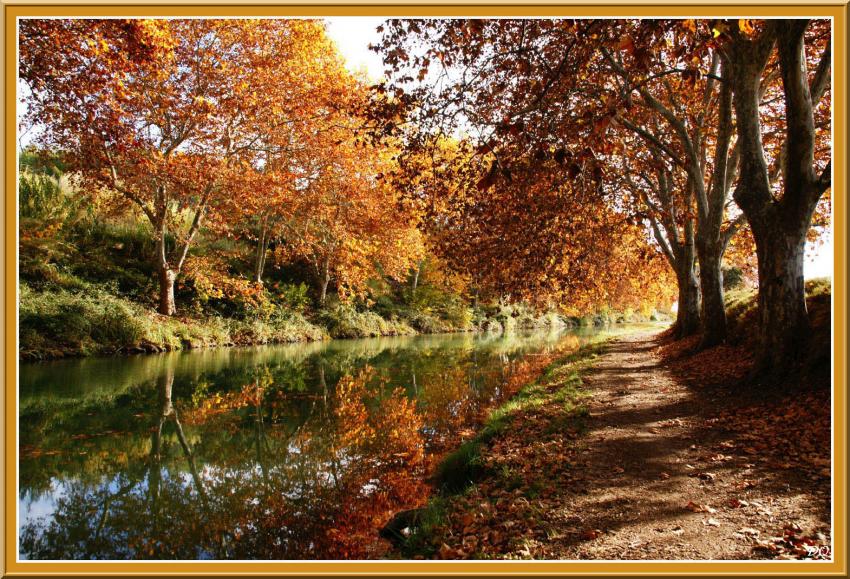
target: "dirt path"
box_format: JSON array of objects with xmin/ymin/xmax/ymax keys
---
[
  {"xmin": 541, "ymin": 330, "xmax": 831, "ymax": 560},
  {"xmin": 420, "ymin": 329, "xmax": 832, "ymax": 560}
]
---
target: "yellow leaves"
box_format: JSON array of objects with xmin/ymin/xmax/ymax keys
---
[
  {"xmin": 711, "ymin": 21, "xmax": 728, "ymax": 38},
  {"xmin": 334, "ymin": 367, "xmax": 424, "ymax": 467},
  {"xmin": 738, "ymin": 19, "xmax": 756, "ymax": 36}
]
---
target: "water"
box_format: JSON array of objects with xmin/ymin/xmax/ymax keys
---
[{"xmin": 18, "ymin": 326, "xmax": 632, "ymax": 560}]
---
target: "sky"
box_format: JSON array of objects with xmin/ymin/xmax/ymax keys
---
[{"xmin": 324, "ymin": 17, "xmax": 387, "ymax": 82}]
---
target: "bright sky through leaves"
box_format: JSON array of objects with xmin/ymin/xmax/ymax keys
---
[
  {"xmin": 322, "ymin": 17, "xmax": 833, "ymax": 280},
  {"xmin": 325, "ymin": 17, "xmax": 386, "ymax": 81}
]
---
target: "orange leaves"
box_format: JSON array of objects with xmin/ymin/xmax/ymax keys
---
[
  {"xmin": 737, "ymin": 19, "xmax": 757, "ymax": 37},
  {"xmin": 274, "ymin": 117, "xmax": 423, "ymax": 301},
  {"xmin": 334, "ymin": 367, "xmax": 425, "ymax": 467}
]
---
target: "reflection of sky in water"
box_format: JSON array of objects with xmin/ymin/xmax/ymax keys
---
[{"xmin": 18, "ymin": 325, "xmax": 650, "ymax": 559}]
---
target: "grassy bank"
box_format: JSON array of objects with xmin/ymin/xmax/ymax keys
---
[
  {"xmin": 393, "ymin": 338, "xmax": 610, "ymax": 558},
  {"xmin": 17, "ymin": 165, "xmax": 669, "ymax": 361},
  {"xmin": 19, "ymin": 254, "xmax": 658, "ymax": 361},
  {"xmin": 19, "ymin": 279, "xmax": 596, "ymax": 360},
  {"xmin": 19, "ymin": 281, "xmax": 328, "ymax": 360}
]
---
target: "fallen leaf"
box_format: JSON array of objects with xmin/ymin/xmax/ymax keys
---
[{"xmin": 685, "ymin": 501, "xmax": 717, "ymax": 514}]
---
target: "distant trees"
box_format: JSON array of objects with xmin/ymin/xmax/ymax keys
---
[{"xmin": 273, "ymin": 125, "xmax": 424, "ymax": 305}]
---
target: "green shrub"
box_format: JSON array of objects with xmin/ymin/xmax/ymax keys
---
[
  {"xmin": 319, "ymin": 302, "xmax": 416, "ymax": 339},
  {"xmin": 406, "ymin": 310, "xmax": 453, "ymax": 334},
  {"xmin": 270, "ymin": 282, "xmax": 311, "ymax": 313},
  {"xmin": 19, "ymin": 282, "xmax": 148, "ymax": 358},
  {"xmin": 230, "ymin": 312, "xmax": 327, "ymax": 345},
  {"xmin": 722, "ymin": 266, "xmax": 745, "ymax": 291},
  {"xmin": 432, "ymin": 440, "xmax": 486, "ymax": 494}
]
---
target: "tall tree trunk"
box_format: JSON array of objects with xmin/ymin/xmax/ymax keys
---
[
  {"xmin": 695, "ymin": 58, "xmax": 734, "ymax": 349},
  {"xmin": 158, "ymin": 266, "xmax": 177, "ymax": 316},
  {"xmin": 727, "ymin": 21, "xmax": 830, "ymax": 374},
  {"xmin": 318, "ymin": 258, "xmax": 331, "ymax": 306},
  {"xmin": 751, "ymin": 221, "xmax": 810, "ymax": 371},
  {"xmin": 696, "ymin": 241, "xmax": 726, "ymax": 348},
  {"xmin": 254, "ymin": 225, "xmax": 268, "ymax": 284},
  {"xmin": 675, "ymin": 258, "xmax": 701, "ymax": 339},
  {"xmin": 411, "ymin": 258, "xmax": 424, "ymax": 294},
  {"xmin": 675, "ymin": 213, "xmax": 701, "ymax": 339}
]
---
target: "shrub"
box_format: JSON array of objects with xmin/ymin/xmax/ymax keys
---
[
  {"xmin": 19, "ymin": 282, "xmax": 148, "ymax": 358},
  {"xmin": 319, "ymin": 302, "xmax": 416, "ymax": 339},
  {"xmin": 722, "ymin": 266, "xmax": 746, "ymax": 291},
  {"xmin": 270, "ymin": 282, "xmax": 311, "ymax": 313}
]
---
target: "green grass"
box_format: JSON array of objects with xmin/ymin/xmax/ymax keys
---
[
  {"xmin": 318, "ymin": 302, "xmax": 417, "ymax": 339},
  {"xmin": 19, "ymin": 281, "xmax": 328, "ymax": 360},
  {"xmin": 394, "ymin": 497, "xmax": 451, "ymax": 558}
]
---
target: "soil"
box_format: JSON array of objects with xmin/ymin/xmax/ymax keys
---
[{"xmin": 549, "ymin": 331, "xmax": 830, "ymax": 559}]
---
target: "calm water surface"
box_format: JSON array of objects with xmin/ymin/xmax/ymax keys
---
[{"xmin": 18, "ymin": 326, "xmax": 641, "ymax": 560}]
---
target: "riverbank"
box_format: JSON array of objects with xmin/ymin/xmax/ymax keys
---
[
  {"xmin": 19, "ymin": 280, "xmax": 663, "ymax": 361},
  {"xmin": 391, "ymin": 284, "xmax": 832, "ymax": 560}
]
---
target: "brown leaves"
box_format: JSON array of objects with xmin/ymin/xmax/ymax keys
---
[
  {"xmin": 689, "ymin": 471, "xmax": 716, "ymax": 483},
  {"xmin": 748, "ymin": 523, "xmax": 831, "ymax": 560},
  {"xmin": 476, "ymin": 160, "xmax": 499, "ymax": 192},
  {"xmin": 685, "ymin": 501, "xmax": 716, "ymax": 514}
]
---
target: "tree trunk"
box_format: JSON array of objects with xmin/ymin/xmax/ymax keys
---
[
  {"xmin": 411, "ymin": 259, "xmax": 423, "ymax": 293},
  {"xmin": 254, "ymin": 227, "xmax": 268, "ymax": 284},
  {"xmin": 675, "ymin": 262, "xmax": 701, "ymax": 338},
  {"xmin": 673, "ymin": 215, "xmax": 701, "ymax": 339},
  {"xmin": 158, "ymin": 266, "xmax": 177, "ymax": 316},
  {"xmin": 726, "ymin": 21, "xmax": 829, "ymax": 375},
  {"xmin": 751, "ymin": 220, "xmax": 811, "ymax": 374},
  {"xmin": 697, "ymin": 242, "xmax": 726, "ymax": 348},
  {"xmin": 318, "ymin": 258, "xmax": 331, "ymax": 306}
]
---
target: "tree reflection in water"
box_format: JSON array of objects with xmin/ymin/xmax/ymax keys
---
[{"xmin": 19, "ymin": 328, "xmax": 611, "ymax": 559}]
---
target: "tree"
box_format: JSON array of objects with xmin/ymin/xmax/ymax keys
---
[
  {"xmin": 19, "ymin": 19, "xmax": 340, "ymax": 315},
  {"xmin": 274, "ymin": 119, "xmax": 424, "ymax": 305},
  {"xmin": 619, "ymin": 141, "xmax": 701, "ymax": 336},
  {"xmin": 221, "ymin": 26, "xmax": 355, "ymax": 286},
  {"xmin": 718, "ymin": 19, "xmax": 831, "ymax": 372},
  {"xmin": 373, "ymin": 20, "xmax": 676, "ymax": 314},
  {"xmin": 596, "ymin": 22, "xmax": 746, "ymax": 346}
]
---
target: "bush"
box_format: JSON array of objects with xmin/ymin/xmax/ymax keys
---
[
  {"xmin": 19, "ymin": 279, "xmax": 328, "ymax": 360},
  {"xmin": 319, "ymin": 302, "xmax": 416, "ymax": 339},
  {"xmin": 229, "ymin": 312, "xmax": 327, "ymax": 345},
  {"xmin": 270, "ymin": 282, "xmax": 311, "ymax": 313},
  {"xmin": 19, "ymin": 282, "xmax": 148, "ymax": 358},
  {"xmin": 722, "ymin": 266, "xmax": 746, "ymax": 291},
  {"xmin": 405, "ymin": 310, "xmax": 453, "ymax": 334}
]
